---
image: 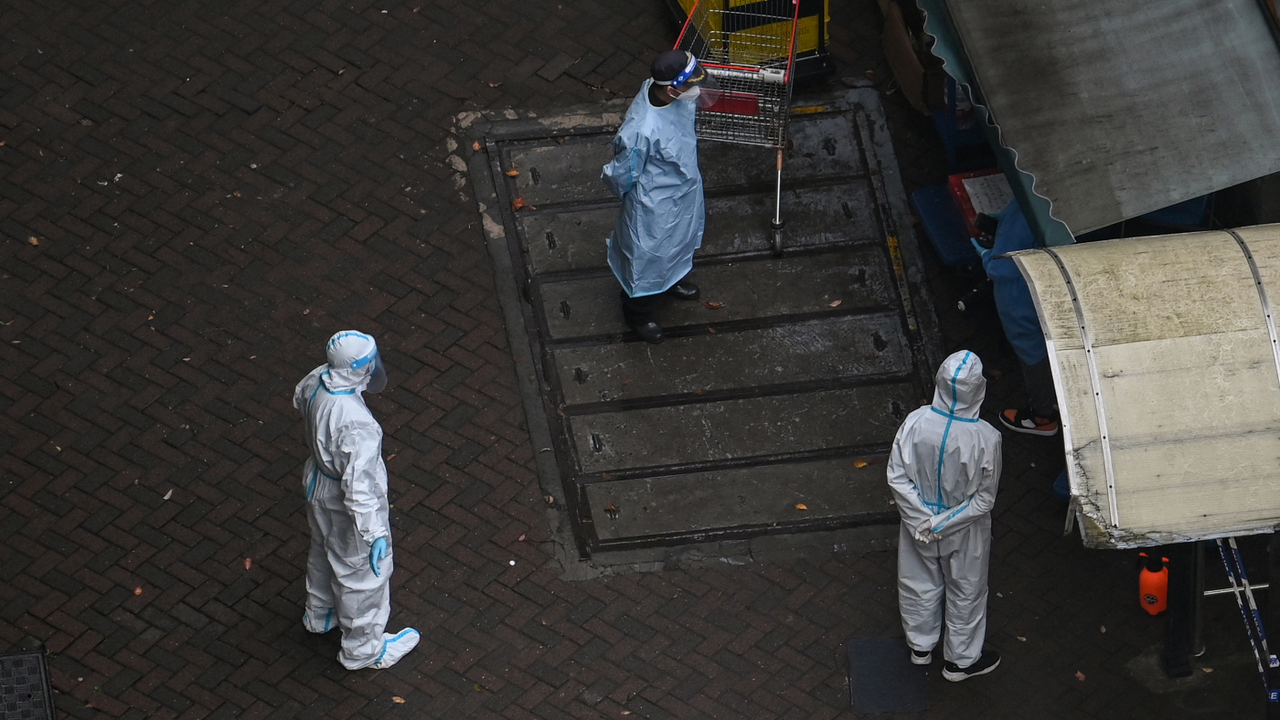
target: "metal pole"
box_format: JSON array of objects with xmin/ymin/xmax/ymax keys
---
[
  {"xmin": 1268, "ymin": 532, "xmax": 1280, "ymax": 717},
  {"xmin": 769, "ymin": 148, "xmax": 785, "ymax": 255},
  {"xmin": 1165, "ymin": 542, "xmax": 1194, "ymax": 677},
  {"xmin": 1193, "ymin": 540, "xmax": 1206, "ymax": 656}
]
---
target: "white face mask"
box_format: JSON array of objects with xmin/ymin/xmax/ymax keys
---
[{"xmin": 676, "ymin": 86, "xmax": 701, "ymax": 103}]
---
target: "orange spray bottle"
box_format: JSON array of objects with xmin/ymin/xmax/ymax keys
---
[{"xmin": 1138, "ymin": 552, "xmax": 1169, "ymax": 616}]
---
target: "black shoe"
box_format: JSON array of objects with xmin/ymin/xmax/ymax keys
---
[
  {"xmin": 999, "ymin": 408, "xmax": 1059, "ymax": 436},
  {"xmin": 666, "ymin": 280, "xmax": 700, "ymax": 301},
  {"xmin": 630, "ymin": 321, "xmax": 664, "ymax": 344},
  {"xmin": 942, "ymin": 650, "xmax": 1000, "ymax": 682}
]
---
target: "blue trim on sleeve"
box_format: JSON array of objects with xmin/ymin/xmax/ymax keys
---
[{"xmin": 934, "ymin": 499, "xmax": 972, "ymax": 532}]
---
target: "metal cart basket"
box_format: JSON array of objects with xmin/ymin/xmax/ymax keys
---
[{"xmin": 675, "ymin": 0, "xmax": 801, "ymax": 253}]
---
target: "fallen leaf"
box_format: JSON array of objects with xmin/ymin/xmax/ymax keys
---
[
  {"xmin": 695, "ymin": 388, "xmax": 707, "ymax": 395},
  {"xmin": 27, "ymin": 236, "xmax": 39, "ymax": 246},
  {"xmin": 163, "ymin": 489, "xmax": 173, "ymax": 500},
  {"xmin": 134, "ymin": 587, "xmax": 143, "ymax": 596},
  {"xmin": 518, "ymin": 534, "xmax": 526, "ymax": 541},
  {"xmin": 505, "ymin": 168, "xmax": 520, "ymax": 177},
  {"xmin": 1075, "ymin": 671, "xmax": 1086, "ymax": 681},
  {"xmin": 1017, "ymin": 636, "xmax": 1027, "ymax": 642},
  {"xmin": 795, "ymin": 503, "xmax": 808, "ymax": 510},
  {"xmin": 702, "ymin": 301, "xmax": 724, "ymax": 309},
  {"xmin": 487, "ymin": 81, "xmax": 502, "ymax": 88},
  {"xmin": 244, "ymin": 558, "xmax": 253, "ymax": 570},
  {"xmin": 852, "ymin": 459, "xmax": 868, "ymax": 468},
  {"xmin": 474, "ymin": 683, "xmax": 486, "ymax": 692},
  {"xmin": 828, "ymin": 299, "xmax": 842, "ymax": 307},
  {"xmin": 1099, "ymin": 625, "xmax": 1106, "ymax": 633},
  {"xmin": 392, "ymin": 696, "xmax": 406, "ymax": 704},
  {"xmin": 544, "ymin": 495, "xmax": 555, "ymax": 505},
  {"xmin": 622, "ymin": 712, "xmax": 632, "ymax": 716},
  {"xmin": 233, "ymin": 190, "xmax": 241, "ymax": 197},
  {"xmin": 604, "ymin": 502, "xmax": 617, "ymax": 512},
  {"xmin": 707, "ymin": 327, "xmax": 717, "ymax": 334},
  {"xmin": 1203, "ymin": 667, "xmax": 1214, "ymax": 673},
  {"xmin": 387, "ymin": 454, "xmax": 397, "ymax": 461},
  {"xmin": 472, "ymin": 141, "xmax": 481, "ymax": 151},
  {"xmin": 512, "ymin": 197, "xmax": 527, "ymax": 210}
]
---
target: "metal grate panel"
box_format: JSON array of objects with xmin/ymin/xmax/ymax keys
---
[{"xmin": 1, "ymin": 652, "xmax": 54, "ymax": 720}]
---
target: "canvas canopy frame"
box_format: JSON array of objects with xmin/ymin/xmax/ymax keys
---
[{"xmin": 1012, "ymin": 224, "xmax": 1280, "ymax": 549}]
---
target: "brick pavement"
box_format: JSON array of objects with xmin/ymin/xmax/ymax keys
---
[{"xmin": 0, "ymin": 0, "xmax": 1261, "ymax": 718}]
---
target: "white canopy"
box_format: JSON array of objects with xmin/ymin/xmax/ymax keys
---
[{"xmin": 1013, "ymin": 224, "xmax": 1280, "ymax": 548}]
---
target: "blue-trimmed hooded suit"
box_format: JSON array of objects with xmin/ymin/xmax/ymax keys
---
[
  {"xmin": 887, "ymin": 350, "xmax": 1002, "ymax": 668},
  {"xmin": 293, "ymin": 331, "xmax": 418, "ymax": 670}
]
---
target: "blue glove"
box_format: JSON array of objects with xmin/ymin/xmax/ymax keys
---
[{"xmin": 370, "ymin": 537, "xmax": 388, "ymax": 577}]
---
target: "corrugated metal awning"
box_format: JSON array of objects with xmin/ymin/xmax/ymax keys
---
[
  {"xmin": 930, "ymin": 0, "xmax": 1280, "ymax": 237},
  {"xmin": 1013, "ymin": 224, "xmax": 1280, "ymax": 548}
]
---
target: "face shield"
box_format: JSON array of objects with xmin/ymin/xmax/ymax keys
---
[
  {"xmin": 366, "ymin": 353, "xmax": 387, "ymax": 394},
  {"xmin": 655, "ymin": 51, "xmax": 722, "ymax": 108}
]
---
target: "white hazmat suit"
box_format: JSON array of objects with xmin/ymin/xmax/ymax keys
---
[
  {"xmin": 887, "ymin": 350, "xmax": 1001, "ymax": 669},
  {"xmin": 293, "ymin": 331, "xmax": 419, "ymax": 670}
]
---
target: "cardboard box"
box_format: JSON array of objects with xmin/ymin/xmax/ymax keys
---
[{"xmin": 880, "ymin": 1, "xmax": 944, "ymax": 114}]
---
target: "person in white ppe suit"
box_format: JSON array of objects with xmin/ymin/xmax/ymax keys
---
[
  {"xmin": 601, "ymin": 49, "xmax": 720, "ymax": 344},
  {"xmin": 293, "ymin": 331, "xmax": 419, "ymax": 670},
  {"xmin": 887, "ymin": 350, "xmax": 1002, "ymax": 681}
]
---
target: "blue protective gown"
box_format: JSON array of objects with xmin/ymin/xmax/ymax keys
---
[
  {"xmin": 602, "ymin": 79, "xmax": 705, "ymax": 297},
  {"xmin": 887, "ymin": 351, "xmax": 1002, "ymax": 667},
  {"xmin": 980, "ymin": 200, "xmax": 1047, "ymax": 366}
]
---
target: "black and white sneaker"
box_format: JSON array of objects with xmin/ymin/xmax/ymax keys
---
[
  {"xmin": 909, "ymin": 648, "xmax": 932, "ymax": 665},
  {"xmin": 942, "ymin": 650, "xmax": 1000, "ymax": 682}
]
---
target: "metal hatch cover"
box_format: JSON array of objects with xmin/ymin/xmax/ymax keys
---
[{"xmin": 464, "ymin": 88, "xmax": 940, "ymax": 572}]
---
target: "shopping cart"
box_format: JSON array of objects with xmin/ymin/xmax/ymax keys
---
[{"xmin": 675, "ymin": 0, "xmax": 801, "ymax": 254}]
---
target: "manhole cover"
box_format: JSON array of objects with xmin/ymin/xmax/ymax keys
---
[{"xmin": 1, "ymin": 652, "xmax": 54, "ymax": 720}]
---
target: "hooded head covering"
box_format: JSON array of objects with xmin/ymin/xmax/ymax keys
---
[
  {"xmin": 931, "ymin": 350, "xmax": 986, "ymax": 420},
  {"xmin": 325, "ymin": 331, "xmax": 379, "ymax": 393}
]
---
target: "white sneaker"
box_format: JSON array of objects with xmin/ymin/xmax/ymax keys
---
[
  {"xmin": 371, "ymin": 629, "xmax": 421, "ymax": 669},
  {"xmin": 909, "ymin": 648, "xmax": 932, "ymax": 665},
  {"xmin": 303, "ymin": 609, "xmax": 335, "ymax": 634}
]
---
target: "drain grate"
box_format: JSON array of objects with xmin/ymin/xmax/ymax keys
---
[{"xmin": 1, "ymin": 652, "xmax": 54, "ymax": 720}]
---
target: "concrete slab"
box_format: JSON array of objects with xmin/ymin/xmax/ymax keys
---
[
  {"xmin": 568, "ymin": 384, "xmax": 917, "ymax": 474},
  {"xmin": 585, "ymin": 456, "xmax": 895, "ymax": 543},
  {"xmin": 551, "ymin": 314, "xmax": 912, "ymax": 405},
  {"xmin": 537, "ymin": 247, "xmax": 898, "ymax": 340},
  {"xmin": 518, "ymin": 182, "xmax": 884, "ymax": 275},
  {"xmin": 469, "ymin": 89, "xmax": 941, "ymax": 569}
]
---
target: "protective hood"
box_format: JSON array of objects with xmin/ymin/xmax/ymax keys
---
[
  {"xmin": 324, "ymin": 331, "xmax": 378, "ymax": 393},
  {"xmin": 931, "ymin": 351, "xmax": 985, "ymax": 420}
]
